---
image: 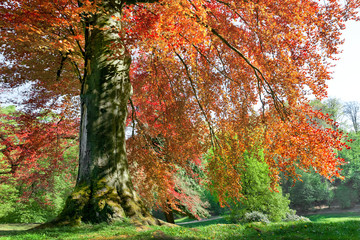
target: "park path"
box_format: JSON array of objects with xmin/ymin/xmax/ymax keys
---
[
  {"xmin": 176, "ymin": 216, "xmax": 223, "ymax": 225},
  {"xmin": 303, "ymin": 204, "xmax": 360, "ymax": 215},
  {"xmin": 177, "ymin": 204, "xmax": 360, "ymax": 225}
]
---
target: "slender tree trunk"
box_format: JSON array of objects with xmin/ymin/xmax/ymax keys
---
[
  {"xmin": 164, "ymin": 204, "xmax": 175, "ymax": 224},
  {"xmin": 48, "ymin": 1, "xmax": 162, "ymax": 226}
]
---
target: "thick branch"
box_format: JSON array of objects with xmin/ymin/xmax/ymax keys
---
[{"xmin": 56, "ymin": 52, "xmax": 69, "ymax": 81}]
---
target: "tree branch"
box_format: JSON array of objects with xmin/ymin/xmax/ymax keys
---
[
  {"xmin": 174, "ymin": 51, "xmax": 220, "ymax": 149},
  {"xmin": 184, "ymin": 0, "xmax": 290, "ymax": 120},
  {"xmin": 56, "ymin": 52, "xmax": 69, "ymax": 82}
]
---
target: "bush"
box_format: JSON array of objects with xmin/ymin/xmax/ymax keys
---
[
  {"xmin": 283, "ymin": 209, "xmax": 310, "ymax": 222},
  {"xmin": 0, "ymin": 184, "xmax": 18, "ymax": 219},
  {"xmin": 243, "ymin": 187, "xmax": 290, "ymax": 222},
  {"xmin": 0, "ymin": 199, "xmax": 55, "ymax": 223},
  {"xmin": 243, "ymin": 211, "xmax": 270, "ymax": 224},
  {"xmin": 335, "ymin": 134, "xmax": 360, "ymax": 208},
  {"xmin": 226, "ymin": 204, "xmax": 246, "ymax": 223},
  {"xmin": 226, "ymin": 149, "xmax": 290, "ymax": 223}
]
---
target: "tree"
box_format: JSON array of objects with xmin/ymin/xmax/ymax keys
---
[
  {"xmin": 310, "ymin": 98, "xmax": 344, "ymax": 129},
  {"xmin": 344, "ymin": 101, "xmax": 360, "ymax": 133},
  {"xmin": 334, "ymin": 131, "xmax": 360, "ymax": 208},
  {"xmin": 282, "ymin": 169, "xmax": 333, "ymax": 212},
  {"xmin": 0, "ymin": 106, "xmax": 78, "ymax": 193},
  {"xmin": 0, "ymin": 106, "xmax": 78, "ymax": 223},
  {"xmin": 1, "ymin": 0, "xmax": 359, "ymax": 226},
  {"xmin": 214, "ymin": 147, "xmax": 290, "ymax": 222}
]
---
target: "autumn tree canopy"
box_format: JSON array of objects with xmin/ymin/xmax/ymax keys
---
[{"xmin": 0, "ymin": 0, "xmax": 359, "ymax": 225}]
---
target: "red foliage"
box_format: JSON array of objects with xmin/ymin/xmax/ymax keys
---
[{"xmin": 0, "ymin": 107, "xmax": 78, "ymax": 200}]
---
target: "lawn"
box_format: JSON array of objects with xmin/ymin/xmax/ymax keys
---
[{"xmin": 1, "ymin": 212, "xmax": 360, "ymax": 239}]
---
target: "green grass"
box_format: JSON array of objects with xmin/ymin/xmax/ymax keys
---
[
  {"xmin": 1, "ymin": 212, "xmax": 360, "ymax": 239},
  {"xmin": 307, "ymin": 212, "xmax": 360, "ymax": 223}
]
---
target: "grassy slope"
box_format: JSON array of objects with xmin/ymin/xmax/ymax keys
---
[{"xmin": 1, "ymin": 213, "xmax": 360, "ymax": 239}]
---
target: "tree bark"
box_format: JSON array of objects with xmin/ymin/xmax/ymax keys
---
[
  {"xmin": 164, "ymin": 210, "xmax": 175, "ymax": 224},
  {"xmin": 47, "ymin": 1, "xmax": 162, "ymax": 226},
  {"xmin": 164, "ymin": 202, "xmax": 175, "ymax": 224}
]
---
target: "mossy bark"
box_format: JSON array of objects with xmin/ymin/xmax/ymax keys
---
[{"xmin": 46, "ymin": 1, "xmax": 163, "ymax": 227}]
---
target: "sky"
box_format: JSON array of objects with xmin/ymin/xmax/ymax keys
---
[{"xmin": 327, "ymin": 20, "xmax": 360, "ymax": 103}]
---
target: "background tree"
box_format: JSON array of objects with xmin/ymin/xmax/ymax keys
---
[
  {"xmin": 282, "ymin": 99, "xmax": 360, "ymax": 212},
  {"xmin": 0, "ymin": 106, "xmax": 78, "ymax": 223},
  {"xmin": 334, "ymin": 131, "xmax": 360, "ymax": 208},
  {"xmin": 1, "ymin": 0, "xmax": 359, "ymax": 226},
  {"xmin": 282, "ymin": 169, "xmax": 333, "ymax": 212},
  {"xmin": 310, "ymin": 98, "xmax": 344, "ymax": 129},
  {"xmin": 344, "ymin": 101, "xmax": 360, "ymax": 133},
  {"xmin": 219, "ymin": 147, "xmax": 290, "ymax": 222},
  {"xmin": 0, "ymin": 105, "xmax": 78, "ymax": 192}
]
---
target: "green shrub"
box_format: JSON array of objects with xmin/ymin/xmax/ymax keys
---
[
  {"xmin": 227, "ymin": 149, "xmax": 290, "ymax": 222},
  {"xmin": 335, "ymin": 133, "xmax": 360, "ymax": 208},
  {"xmin": 226, "ymin": 204, "xmax": 246, "ymax": 223},
  {"xmin": 0, "ymin": 184, "xmax": 18, "ymax": 219},
  {"xmin": 243, "ymin": 211, "xmax": 270, "ymax": 224},
  {"xmin": 283, "ymin": 209, "xmax": 310, "ymax": 222}
]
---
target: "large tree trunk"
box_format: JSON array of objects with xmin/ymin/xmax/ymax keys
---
[{"xmin": 48, "ymin": 1, "xmax": 161, "ymax": 226}]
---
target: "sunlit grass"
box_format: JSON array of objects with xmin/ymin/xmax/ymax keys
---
[
  {"xmin": 307, "ymin": 212, "xmax": 360, "ymax": 223},
  {"xmin": 1, "ymin": 212, "xmax": 360, "ymax": 239}
]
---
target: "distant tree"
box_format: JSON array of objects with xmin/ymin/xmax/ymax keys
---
[
  {"xmin": 335, "ymin": 131, "xmax": 360, "ymax": 208},
  {"xmin": 310, "ymin": 98, "xmax": 344, "ymax": 129},
  {"xmin": 344, "ymin": 101, "xmax": 360, "ymax": 133},
  {"xmin": 282, "ymin": 169, "xmax": 333, "ymax": 212}
]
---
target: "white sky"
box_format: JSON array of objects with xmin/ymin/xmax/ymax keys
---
[{"xmin": 327, "ymin": 20, "xmax": 360, "ymax": 103}]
